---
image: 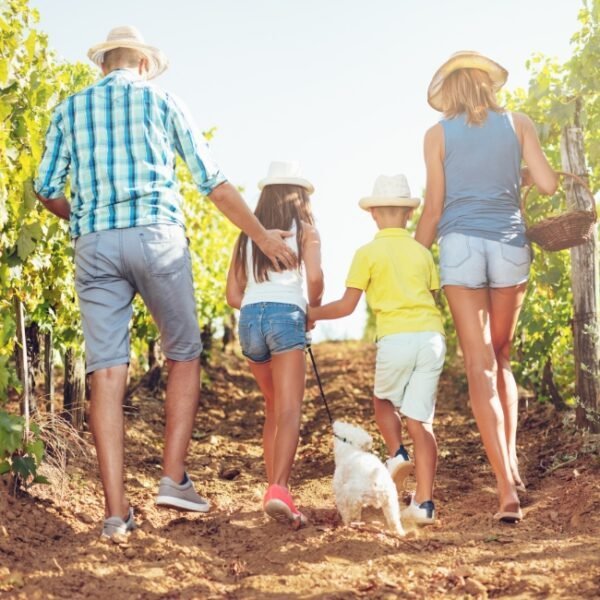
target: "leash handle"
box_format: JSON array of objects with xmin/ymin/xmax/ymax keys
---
[{"xmin": 306, "ymin": 344, "xmax": 334, "ymax": 425}]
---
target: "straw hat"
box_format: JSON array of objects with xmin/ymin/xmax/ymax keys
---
[
  {"xmin": 258, "ymin": 161, "xmax": 314, "ymax": 194},
  {"xmin": 359, "ymin": 175, "xmax": 421, "ymax": 210},
  {"xmin": 427, "ymin": 51, "xmax": 508, "ymax": 111},
  {"xmin": 87, "ymin": 26, "xmax": 168, "ymax": 80}
]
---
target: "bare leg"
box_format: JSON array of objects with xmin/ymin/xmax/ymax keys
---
[
  {"xmin": 270, "ymin": 350, "xmax": 305, "ymax": 487},
  {"xmin": 89, "ymin": 364, "xmax": 129, "ymax": 518},
  {"xmin": 406, "ymin": 418, "xmax": 437, "ymax": 503},
  {"xmin": 444, "ymin": 286, "xmax": 519, "ymax": 512},
  {"xmin": 490, "ymin": 284, "xmax": 527, "ymax": 488},
  {"xmin": 373, "ymin": 396, "xmax": 404, "ymax": 456},
  {"xmin": 162, "ymin": 357, "xmax": 200, "ymax": 483},
  {"xmin": 248, "ymin": 360, "xmax": 276, "ymax": 484}
]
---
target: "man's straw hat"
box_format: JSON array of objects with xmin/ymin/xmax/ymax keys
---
[
  {"xmin": 427, "ymin": 51, "xmax": 508, "ymax": 111},
  {"xmin": 359, "ymin": 174, "xmax": 420, "ymax": 210},
  {"xmin": 88, "ymin": 26, "xmax": 168, "ymax": 80}
]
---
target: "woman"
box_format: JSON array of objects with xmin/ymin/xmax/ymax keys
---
[{"xmin": 415, "ymin": 52, "xmax": 557, "ymax": 522}]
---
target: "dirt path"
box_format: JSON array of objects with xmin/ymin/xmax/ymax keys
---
[{"xmin": 1, "ymin": 341, "xmax": 599, "ymax": 599}]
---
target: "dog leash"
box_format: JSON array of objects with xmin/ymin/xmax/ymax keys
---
[{"xmin": 305, "ymin": 342, "xmax": 334, "ymax": 425}]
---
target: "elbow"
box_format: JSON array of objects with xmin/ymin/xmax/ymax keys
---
[
  {"xmin": 538, "ymin": 173, "xmax": 559, "ymax": 196},
  {"xmin": 225, "ymin": 290, "xmax": 241, "ymax": 310}
]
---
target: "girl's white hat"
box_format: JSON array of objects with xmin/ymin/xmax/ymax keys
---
[
  {"xmin": 88, "ymin": 26, "xmax": 169, "ymax": 80},
  {"xmin": 359, "ymin": 175, "xmax": 421, "ymax": 210},
  {"xmin": 258, "ymin": 161, "xmax": 314, "ymax": 194},
  {"xmin": 427, "ymin": 50, "xmax": 508, "ymax": 111}
]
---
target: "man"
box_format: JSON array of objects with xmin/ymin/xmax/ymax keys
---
[{"xmin": 35, "ymin": 26, "xmax": 295, "ymax": 537}]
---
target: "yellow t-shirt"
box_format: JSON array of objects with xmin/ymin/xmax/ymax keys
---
[{"xmin": 345, "ymin": 228, "xmax": 444, "ymax": 339}]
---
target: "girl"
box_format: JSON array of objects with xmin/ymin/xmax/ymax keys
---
[
  {"xmin": 415, "ymin": 52, "xmax": 558, "ymax": 523},
  {"xmin": 226, "ymin": 161, "xmax": 323, "ymax": 527}
]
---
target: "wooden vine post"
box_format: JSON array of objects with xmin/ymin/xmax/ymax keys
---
[
  {"xmin": 560, "ymin": 125, "xmax": 600, "ymax": 432},
  {"xmin": 14, "ymin": 298, "xmax": 30, "ymax": 433}
]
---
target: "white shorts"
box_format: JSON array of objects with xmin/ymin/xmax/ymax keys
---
[{"xmin": 374, "ymin": 331, "xmax": 446, "ymax": 424}]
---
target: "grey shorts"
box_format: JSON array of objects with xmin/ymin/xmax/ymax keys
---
[
  {"xmin": 439, "ymin": 232, "xmax": 531, "ymax": 288},
  {"xmin": 74, "ymin": 224, "xmax": 201, "ymax": 374}
]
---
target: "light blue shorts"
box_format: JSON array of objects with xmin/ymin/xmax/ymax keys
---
[
  {"xmin": 439, "ymin": 232, "xmax": 531, "ymax": 289},
  {"xmin": 238, "ymin": 302, "xmax": 306, "ymax": 363},
  {"xmin": 375, "ymin": 331, "xmax": 446, "ymax": 424}
]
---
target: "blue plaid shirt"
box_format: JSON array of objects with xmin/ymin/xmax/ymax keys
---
[{"xmin": 35, "ymin": 69, "xmax": 227, "ymax": 238}]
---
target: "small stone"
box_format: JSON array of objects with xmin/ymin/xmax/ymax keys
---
[
  {"xmin": 220, "ymin": 467, "xmax": 241, "ymax": 480},
  {"xmin": 124, "ymin": 547, "xmax": 136, "ymax": 559},
  {"xmin": 464, "ymin": 578, "xmax": 487, "ymax": 598},
  {"xmin": 78, "ymin": 513, "xmax": 95, "ymax": 525},
  {"xmin": 454, "ymin": 566, "xmax": 474, "ymax": 578}
]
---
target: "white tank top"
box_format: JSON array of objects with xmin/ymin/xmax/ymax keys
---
[{"xmin": 241, "ymin": 224, "xmax": 307, "ymax": 311}]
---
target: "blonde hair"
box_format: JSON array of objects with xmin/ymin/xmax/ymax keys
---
[{"xmin": 440, "ymin": 68, "xmax": 504, "ymax": 126}]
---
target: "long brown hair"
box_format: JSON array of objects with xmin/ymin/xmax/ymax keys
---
[
  {"xmin": 441, "ymin": 68, "xmax": 504, "ymax": 126},
  {"xmin": 235, "ymin": 184, "xmax": 314, "ymax": 283}
]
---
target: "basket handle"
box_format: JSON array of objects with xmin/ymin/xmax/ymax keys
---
[{"xmin": 521, "ymin": 171, "xmax": 597, "ymax": 224}]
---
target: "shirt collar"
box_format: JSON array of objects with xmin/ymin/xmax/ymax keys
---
[
  {"xmin": 105, "ymin": 68, "xmax": 143, "ymax": 82},
  {"xmin": 374, "ymin": 227, "xmax": 411, "ymax": 239}
]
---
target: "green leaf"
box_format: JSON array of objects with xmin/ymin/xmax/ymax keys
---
[
  {"xmin": 11, "ymin": 455, "xmax": 36, "ymax": 479},
  {"xmin": 32, "ymin": 474, "xmax": 50, "ymax": 485},
  {"xmin": 0, "ymin": 461, "xmax": 10, "ymax": 475}
]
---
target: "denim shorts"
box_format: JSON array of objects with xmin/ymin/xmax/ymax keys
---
[
  {"xmin": 439, "ymin": 232, "xmax": 531, "ymax": 289},
  {"xmin": 238, "ymin": 302, "xmax": 307, "ymax": 363}
]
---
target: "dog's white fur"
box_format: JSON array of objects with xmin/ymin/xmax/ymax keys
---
[{"xmin": 332, "ymin": 420, "xmax": 404, "ymax": 535}]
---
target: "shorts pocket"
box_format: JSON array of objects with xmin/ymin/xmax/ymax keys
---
[
  {"xmin": 500, "ymin": 243, "xmax": 530, "ymax": 267},
  {"xmin": 141, "ymin": 239, "xmax": 187, "ymax": 276},
  {"xmin": 74, "ymin": 233, "xmax": 100, "ymax": 284},
  {"xmin": 440, "ymin": 233, "xmax": 472, "ymax": 268}
]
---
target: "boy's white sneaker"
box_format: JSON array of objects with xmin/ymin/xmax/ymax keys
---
[{"xmin": 402, "ymin": 497, "xmax": 436, "ymax": 525}]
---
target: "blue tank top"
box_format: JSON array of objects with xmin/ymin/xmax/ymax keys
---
[{"xmin": 437, "ymin": 111, "xmax": 525, "ymax": 246}]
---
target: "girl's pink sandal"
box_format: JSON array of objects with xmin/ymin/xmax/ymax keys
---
[{"xmin": 263, "ymin": 484, "xmax": 307, "ymax": 528}]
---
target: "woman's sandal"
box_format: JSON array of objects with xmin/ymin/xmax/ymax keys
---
[{"xmin": 494, "ymin": 503, "xmax": 523, "ymax": 523}]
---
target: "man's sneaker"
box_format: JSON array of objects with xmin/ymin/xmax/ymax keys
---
[
  {"xmin": 402, "ymin": 497, "xmax": 436, "ymax": 525},
  {"xmin": 101, "ymin": 507, "xmax": 136, "ymax": 538},
  {"xmin": 386, "ymin": 445, "xmax": 413, "ymax": 492},
  {"xmin": 155, "ymin": 473, "xmax": 210, "ymax": 512},
  {"xmin": 263, "ymin": 484, "xmax": 307, "ymax": 528}
]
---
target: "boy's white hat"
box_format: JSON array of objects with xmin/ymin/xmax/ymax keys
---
[
  {"xmin": 359, "ymin": 174, "xmax": 421, "ymax": 210},
  {"xmin": 88, "ymin": 26, "xmax": 169, "ymax": 80},
  {"xmin": 427, "ymin": 51, "xmax": 508, "ymax": 111},
  {"xmin": 258, "ymin": 161, "xmax": 314, "ymax": 194}
]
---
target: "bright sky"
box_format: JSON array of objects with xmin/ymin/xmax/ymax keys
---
[{"xmin": 32, "ymin": 0, "xmax": 580, "ymax": 341}]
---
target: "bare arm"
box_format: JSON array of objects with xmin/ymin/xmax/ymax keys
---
[
  {"xmin": 415, "ymin": 124, "xmax": 445, "ymax": 249},
  {"xmin": 513, "ymin": 112, "xmax": 558, "ymax": 195},
  {"xmin": 303, "ymin": 223, "xmax": 324, "ymax": 307},
  {"xmin": 36, "ymin": 194, "xmax": 71, "ymax": 220},
  {"xmin": 209, "ymin": 182, "xmax": 296, "ymax": 270},
  {"xmin": 225, "ymin": 241, "xmax": 246, "ymax": 310},
  {"xmin": 307, "ymin": 287, "xmax": 363, "ymax": 322}
]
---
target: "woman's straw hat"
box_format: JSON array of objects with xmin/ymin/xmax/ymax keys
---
[
  {"xmin": 427, "ymin": 51, "xmax": 508, "ymax": 111},
  {"xmin": 88, "ymin": 26, "xmax": 168, "ymax": 80},
  {"xmin": 258, "ymin": 161, "xmax": 314, "ymax": 194},
  {"xmin": 359, "ymin": 174, "xmax": 421, "ymax": 210}
]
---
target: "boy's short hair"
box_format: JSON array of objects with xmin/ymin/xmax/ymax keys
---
[{"xmin": 371, "ymin": 205, "xmax": 413, "ymax": 219}]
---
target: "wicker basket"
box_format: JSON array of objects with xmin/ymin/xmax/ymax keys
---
[{"xmin": 522, "ymin": 171, "xmax": 597, "ymax": 252}]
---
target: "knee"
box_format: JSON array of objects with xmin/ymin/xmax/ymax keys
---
[
  {"xmin": 463, "ymin": 354, "xmax": 497, "ymax": 381},
  {"xmin": 406, "ymin": 418, "xmax": 434, "ymax": 440},
  {"xmin": 92, "ymin": 364, "xmax": 128, "ymax": 384}
]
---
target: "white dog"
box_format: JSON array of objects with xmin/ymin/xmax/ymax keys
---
[{"xmin": 332, "ymin": 420, "xmax": 404, "ymax": 535}]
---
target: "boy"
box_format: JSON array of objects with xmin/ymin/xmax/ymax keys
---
[{"xmin": 308, "ymin": 174, "xmax": 445, "ymax": 525}]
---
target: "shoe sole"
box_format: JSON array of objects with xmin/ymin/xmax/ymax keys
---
[
  {"xmin": 264, "ymin": 499, "xmax": 307, "ymax": 527},
  {"xmin": 494, "ymin": 511, "xmax": 522, "ymax": 523},
  {"xmin": 390, "ymin": 461, "xmax": 413, "ymax": 491},
  {"xmin": 156, "ymin": 496, "xmax": 211, "ymax": 513}
]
